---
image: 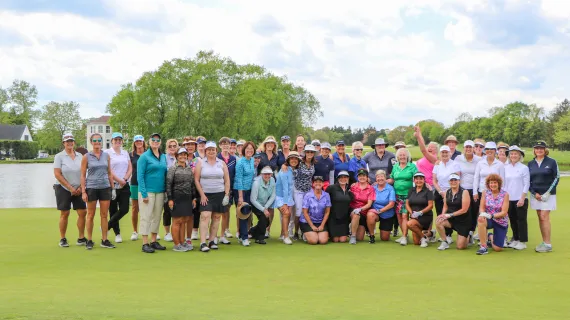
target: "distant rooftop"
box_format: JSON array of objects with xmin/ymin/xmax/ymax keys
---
[{"xmin": 87, "ymin": 116, "xmax": 111, "ymax": 124}]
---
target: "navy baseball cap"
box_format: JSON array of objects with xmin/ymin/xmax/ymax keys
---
[
  {"xmin": 197, "ymin": 137, "xmax": 207, "ymax": 144},
  {"xmin": 281, "ymin": 135, "xmax": 291, "ymax": 141},
  {"xmin": 336, "ymin": 140, "xmax": 345, "ymax": 146},
  {"xmin": 230, "ymin": 139, "xmax": 237, "ymax": 144},
  {"xmin": 253, "ymin": 152, "xmax": 262, "ymax": 158}
]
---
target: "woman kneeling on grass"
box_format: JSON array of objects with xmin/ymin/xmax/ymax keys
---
[
  {"xmin": 348, "ymin": 168, "xmax": 376, "ymax": 245},
  {"xmin": 166, "ymin": 148, "xmax": 197, "ymax": 252},
  {"xmin": 435, "ymin": 173, "xmax": 471, "ymax": 250},
  {"xmin": 476, "ymin": 174, "xmax": 510, "ymax": 255},
  {"xmin": 405, "ymin": 172, "xmax": 434, "ymax": 248},
  {"xmin": 81, "ymin": 133, "xmax": 115, "ymax": 250},
  {"xmin": 249, "ymin": 166, "xmax": 277, "ymax": 245},
  {"xmin": 327, "ymin": 171, "xmax": 353, "ymax": 243},
  {"xmin": 300, "ymin": 176, "xmax": 331, "ymax": 245},
  {"xmin": 370, "ymin": 170, "xmax": 396, "ymax": 242}
]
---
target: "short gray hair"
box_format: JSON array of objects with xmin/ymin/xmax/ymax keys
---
[
  {"xmin": 375, "ymin": 169, "xmax": 387, "ymax": 178},
  {"xmin": 352, "ymin": 141, "xmax": 364, "ymax": 150},
  {"xmin": 395, "ymin": 148, "xmax": 412, "ymax": 163}
]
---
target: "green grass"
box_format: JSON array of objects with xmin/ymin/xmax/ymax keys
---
[
  {"xmin": 0, "ymin": 158, "xmax": 54, "ymax": 164},
  {"xmin": 1, "ymin": 179, "xmax": 569, "ymax": 319}
]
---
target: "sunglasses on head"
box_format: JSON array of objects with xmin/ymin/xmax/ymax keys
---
[
  {"xmin": 151, "ymin": 138, "xmax": 161, "ymax": 142},
  {"xmin": 92, "ymin": 139, "xmax": 102, "ymax": 143}
]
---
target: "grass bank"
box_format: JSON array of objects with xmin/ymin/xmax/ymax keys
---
[{"xmin": 0, "ymin": 178, "xmax": 568, "ymax": 319}]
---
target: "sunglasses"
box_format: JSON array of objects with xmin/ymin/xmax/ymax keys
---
[
  {"xmin": 450, "ymin": 179, "xmax": 459, "ymax": 182},
  {"xmin": 92, "ymin": 139, "xmax": 102, "ymax": 143},
  {"xmin": 354, "ymin": 149, "xmax": 363, "ymax": 151},
  {"xmin": 168, "ymin": 145, "xmax": 178, "ymax": 148},
  {"xmin": 151, "ymin": 138, "xmax": 161, "ymax": 142},
  {"xmin": 475, "ymin": 145, "xmax": 484, "ymax": 148}
]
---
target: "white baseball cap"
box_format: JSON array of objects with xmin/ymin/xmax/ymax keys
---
[
  {"xmin": 304, "ymin": 144, "xmax": 317, "ymax": 152},
  {"xmin": 464, "ymin": 140, "xmax": 474, "ymax": 147},
  {"xmin": 449, "ymin": 173, "xmax": 460, "ymax": 181},
  {"xmin": 205, "ymin": 141, "xmax": 217, "ymax": 149},
  {"xmin": 260, "ymin": 166, "xmax": 273, "ymax": 174},
  {"xmin": 176, "ymin": 147, "xmax": 188, "ymax": 155},
  {"xmin": 484, "ymin": 142, "xmax": 497, "ymax": 150},
  {"xmin": 440, "ymin": 146, "xmax": 451, "ymax": 152}
]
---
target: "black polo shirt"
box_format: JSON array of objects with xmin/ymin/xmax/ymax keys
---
[{"xmin": 407, "ymin": 186, "xmax": 434, "ymax": 216}]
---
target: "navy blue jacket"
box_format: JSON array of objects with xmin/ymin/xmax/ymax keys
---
[
  {"xmin": 257, "ymin": 151, "xmax": 279, "ymax": 176},
  {"xmin": 528, "ymin": 156, "xmax": 559, "ymax": 195},
  {"xmin": 217, "ymin": 153, "xmax": 237, "ymax": 190}
]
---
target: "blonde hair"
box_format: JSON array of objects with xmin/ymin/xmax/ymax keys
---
[
  {"xmin": 396, "ymin": 148, "xmax": 412, "ymax": 163},
  {"xmin": 427, "ymin": 141, "xmax": 439, "ymax": 150},
  {"xmin": 375, "ymin": 169, "xmax": 387, "ymax": 178},
  {"xmin": 259, "ymin": 136, "xmax": 277, "ymax": 153},
  {"xmin": 166, "ymin": 139, "xmax": 179, "ymax": 147}
]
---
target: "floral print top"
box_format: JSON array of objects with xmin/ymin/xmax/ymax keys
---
[
  {"xmin": 293, "ymin": 162, "xmax": 315, "ymax": 193},
  {"xmin": 485, "ymin": 189, "xmax": 508, "ymax": 227}
]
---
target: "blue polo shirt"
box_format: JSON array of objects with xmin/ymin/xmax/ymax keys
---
[
  {"xmin": 372, "ymin": 184, "xmax": 396, "ymax": 219},
  {"xmin": 348, "ymin": 157, "xmax": 367, "ymax": 181},
  {"xmin": 333, "ymin": 152, "xmax": 350, "ymax": 179},
  {"xmin": 314, "ymin": 155, "xmax": 335, "ymax": 182}
]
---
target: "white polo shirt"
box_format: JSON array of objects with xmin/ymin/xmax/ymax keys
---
[
  {"xmin": 504, "ymin": 161, "xmax": 530, "ymax": 200},
  {"xmin": 473, "ymin": 158, "xmax": 505, "ymax": 193},
  {"xmin": 432, "ymin": 160, "xmax": 461, "ymax": 191},
  {"xmin": 104, "ymin": 148, "xmax": 130, "ymax": 187},
  {"xmin": 454, "ymin": 154, "xmax": 481, "ymax": 190}
]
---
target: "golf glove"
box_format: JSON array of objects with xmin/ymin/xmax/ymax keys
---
[
  {"xmin": 479, "ymin": 212, "xmax": 491, "ymax": 219},
  {"xmin": 111, "ymin": 189, "xmax": 116, "ymax": 201},
  {"xmin": 352, "ymin": 208, "xmax": 361, "ymax": 215},
  {"xmin": 411, "ymin": 211, "xmax": 422, "ymax": 219},
  {"xmin": 222, "ymin": 195, "xmax": 230, "ymax": 206},
  {"xmin": 541, "ymin": 192, "xmax": 551, "ymax": 202}
]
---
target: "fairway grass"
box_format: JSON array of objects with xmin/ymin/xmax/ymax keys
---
[{"xmin": 2, "ymin": 180, "xmax": 570, "ymax": 319}]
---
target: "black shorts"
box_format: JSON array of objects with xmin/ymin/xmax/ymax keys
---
[
  {"xmin": 86, "ymin": 187, "xmax": 112, "ymax": 202},
  {"xmin": 358, "ymin": 214, "xmax": 368, "ymax": 227},
  {"xmin": 379, "ymin": 216, "xmax": 395, "ymax": 231},
  {"xmin": 449, "ymin": 216, "xmax": 471, "ymax": 237},
  {"xmin": 412, "ymin": 214, "xmax": 433, "ymax": 231},
  {"xmin": 54, "ymin": 184, "xmax": 86, "ymax": 211},
  {"xmin": 200, "ymin": 192, "xmax": 227, "ymax": 213},
  {"xmin": 171, "ymin": 198, "xmax": 194, "ymax": 218},
  {"xmin": 300, "ymin": 222, "xmax": 329, "ymax": 233}
]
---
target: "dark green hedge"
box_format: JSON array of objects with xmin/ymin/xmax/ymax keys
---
[{"xmin": 0, "ymin": 140, "xmax": 40, "ymax": 160}]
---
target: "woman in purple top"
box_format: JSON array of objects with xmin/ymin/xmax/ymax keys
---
[
  {"xmin": 301, "ymin": 176, "xmax": 331, "ymax": 245},
  {"xmin": 476, "ymin": 174, "xmax": 510, "ymax": 255}
]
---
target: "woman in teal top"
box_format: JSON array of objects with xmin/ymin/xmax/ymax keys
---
[
  {"xmin": 137, "ymin": 133, "xmax": 168, "ymax": 253},
  {"xmin": 388, "ymin": 148, "xmax": 418, "ymax": 246}
]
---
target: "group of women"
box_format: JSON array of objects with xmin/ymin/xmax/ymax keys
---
[{"xmin": 53, "ymin": 127, "xmax": 560, "ymax": 255}]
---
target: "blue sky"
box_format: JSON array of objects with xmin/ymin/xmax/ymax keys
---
[{"xmin": 0, "ymin": 0, "xmax": 569, "ymax": 129}]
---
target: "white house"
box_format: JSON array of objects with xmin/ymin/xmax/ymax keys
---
[
  {"xmin": 0, "ymin": 124, "xmax": 33, "ymax": 141},
  {"xmin": 86, "ymin": 116, "xmax": 113, "ymax": 151}
]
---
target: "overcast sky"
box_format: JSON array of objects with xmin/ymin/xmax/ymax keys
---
[{"xmin": 1, "ymin": 0, "xmax": 569, "ymax": 129}]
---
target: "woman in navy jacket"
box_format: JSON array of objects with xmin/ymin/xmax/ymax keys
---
[{"xmin": 527, "ymin": 141, "xmax": 559, "ymax": 253}]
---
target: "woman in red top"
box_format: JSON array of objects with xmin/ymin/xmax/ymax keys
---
[{"xmin": 348, "ymin": 168, "xmax": 376, "ymax": 244}]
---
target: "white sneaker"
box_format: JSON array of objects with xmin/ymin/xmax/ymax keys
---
[
  {"xmin": 513, "ymin": 242, "xmax": 527, "ymax": 250},
  {"xmin": 115, "ymin": 234, "xmax": 123, "ymax": 243},
  {"xmin": 420, "ymin": 237, "xmax": 428, "ymax": 248},
  {"xmin": 224, "ymin": 229, "xmax": 233, "ymax": 238},
  {"xmin": 283, "ymin": 237, "xmax": 293, "ymax": 245},
  {"xmin": 508, "ymin": 240, "xmax": 519, "ymax": 248},
  {"xmin": 130, "ymin": 232, "xmax": 138, "ymax": 241},
  {"xmin": 504, "ymin": 238, "xmax": 509, "ymax": 248},
  {"xmin": 220, "ymin": 237, "xmax": 230, "ymax": 245},
  {"xmin": 265, "ymin": 231, "xmax": 270, "ymax": 239},
  {"xmin": 242, "ymin": 239, "xmax": 250, "ymax": 247},
  {"xmin": 302, "ymin": 234, "xmax": 307, "ymax": 242},
  {"xmin": 438, "ymin": 241, "xmax": 450, "ymax": 250},
  {"xmin": 235, "ymin": 232, "xmax": 240, "ymax": 239},
  {"xmin": 191, "ymin": 230, "xmax": 198, "ymax": 240},
  {"xmin": 473, "ymin": 233, "xmax": 480, "ymax": 241},
  {"xmin": 213, "ymin": 237, "xmax": 218, "ymax": 245},
  {"xmin": 395, "ymin": 236, "xmax": 404, "ymax": 244},
  {"xmin": 446, "ymin": 236, "xmax": 454, "ymax": 244},
  {"xmin": 156, "ymin": 234, "xmax": 161, "ymax": 240},
  {"xmin": 279, "ymin": 235, "xmax": 284, "ymax": 241},
  {"xmin": 164, "ymin": 233, "xmax": 173, "ymax": 242},
  {"xmin": 400, "ymin": 237, "xmax": 408, "ymax": 246}
]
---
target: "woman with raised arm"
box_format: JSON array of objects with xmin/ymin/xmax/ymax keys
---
[{"xmin": 413, "ymin": 125, "xmax": 438, "ymax": 189}]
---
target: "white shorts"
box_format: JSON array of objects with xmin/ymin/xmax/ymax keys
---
[
  {"xmin": 293, "ymin": 190, "xmax": 308, "ymax": 217},
  {"xmin": 530, "ymin": 195, "xmax": 556, "ymax": 211}
]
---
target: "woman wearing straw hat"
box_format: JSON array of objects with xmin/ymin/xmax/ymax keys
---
[
  {"xmin": 327, "ymin": 170, "xmax": 354, "ymax": 243},
  {"xmin": 435, "ymin": 173, "xmax": 471, "ymax": 250},
  {"xmin": 194, "ymin": 141, "xmax": 231, "ymax": 252},
  {"xmin": 497, "ymin": 142, "xmax": 509, "ymax": 164},
  {"xmin": 290, "ymin": 144, "xmax": 317, "ymax": 240},
  {"xmin": 275, "ymin": 151, "xmax": 300, "ymax": 245},
  {"xmin": 234, "ymin": 141, "xmax": 257, "ymax": 243},
  {"xmin": 528, "ymin": 141, "xmax": 559, "ymax": 253},
  {"xmin": 129, "ymin": 135, "xmax": 146, "ymax": 241},
  {"xmin": 301, "ymin": 176, "xmax": 331, "ymax": 245},
  {"xmin": 444, "ymin": 135, "xmax": 461, "ymax": 160},
  {"xmin": 432, "ymin": 145, "xmax": 461, "ymax": 243},
  {"xmin": 363, "ymin": 138, "xmax": 395, "ymax": 183},
  {"xmin": 53, "ymin": 133, "xmax": 87, "ymax": 248},
  {"xmin": 504, "ymin": 145, "xmax": 529, "ymax": 250},
  {"xmin": 249, "ymin": 166, "xmax": 276, "ymax": 245},
  {"xmin": 166, "ymin": 147, "xmax": 197, "ymax": 252},
  {"xmin": 182, "ymin": 136, "xmax": 199, "ymax": 245}
]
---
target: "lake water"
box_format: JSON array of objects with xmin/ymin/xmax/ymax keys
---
[{"xmin": 0, "ymin": 163, "xmax": 568, "ymax": 209}]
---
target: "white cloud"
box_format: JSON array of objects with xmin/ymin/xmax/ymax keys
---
[{"xmin": 0, "ymin": 0, "xmax": 568, "ymax": 130}]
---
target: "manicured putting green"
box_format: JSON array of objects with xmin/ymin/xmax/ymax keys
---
[{"xmin": 1, "ymin": 179, "xmax": 569, "ymax": 319}]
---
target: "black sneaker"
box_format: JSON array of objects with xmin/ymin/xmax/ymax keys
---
[
  {"xmin": 76, "ymin": 237, "xmax": 87, "ymax": 246},
  {"xmin": 86, "ymin": 240, "xmax": 94, "ymax": 250},
  {"xmin": 200, "ymin": 243, "xmax": 210, "ymax": 252},
  {"xmin": 255, "ymin": 239, "xmax": 267, "ymax": 245},
  {"xmin": 208, "ymin": 241, "xmax": 219, "ymax": 250},
  {"xmin": 150, "ymin": 241, "xmax": 166, "ymax": 250},
  {"xmin": 369, "ymin": 235, "xmax": 376, "ymax": 244},
  {"xmin": 393, "ymin": 229, "xmax": 399, "ymax": 237},
  {"xmin": 101, "ymin": 239, "xmax": 115, "ymax": 248},
  {"xmin": 59, "ymin": 238, "xmax": 69, "ymax": 247},
  {"xmin": 142, "ymin": 243, "xmax": 155, "ymax": 253}
]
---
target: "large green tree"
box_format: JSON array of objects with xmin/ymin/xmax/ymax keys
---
[
  {"xmin": 107, "ymin": 51, "xmax": 322, "ymax": 143},
  {"xmin": 36, "ymin": 101, "xmax": 83, "ymax": 153},
  {"xmin": 6, "ymin": 79, "xmax": 39, "ymax": 130}
]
